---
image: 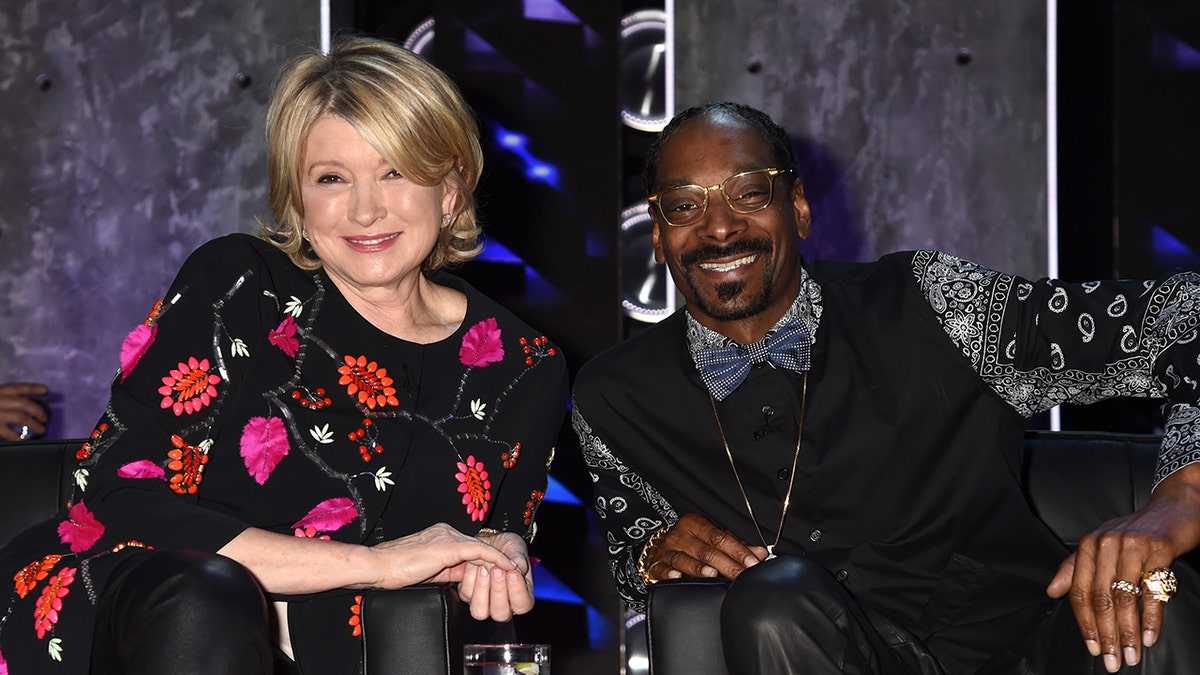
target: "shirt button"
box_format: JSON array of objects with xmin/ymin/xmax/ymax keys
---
[
  {"xmin": 836, "ymin": 569, "xmax": 849, "ymax": 582},
  {"xmin": 761, "ymin": 405, "xmax": 775, "ymax": 417},
  {"xmin": 809, "ymin": 529, "xmax": 823, "ymax": 543},
  {"xmin": 777, "ymin": 468, "xmax": 790, "ymax": 480}
]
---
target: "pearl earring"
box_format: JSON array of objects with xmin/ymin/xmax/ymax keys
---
[
  {"xmin": 441, "ymin": 214, "xmax": 452, "ymax": 228},
  {"xmin": 301, "ymin": 229, "xmax": 309, "ymax": 241}
]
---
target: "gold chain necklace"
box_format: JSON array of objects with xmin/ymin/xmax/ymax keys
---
[{"xmin": 707, "ymin": 372, "xmax": 807, "ymax": 560}]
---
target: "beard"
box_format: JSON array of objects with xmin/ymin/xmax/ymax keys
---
[{"xmin": 679, "ymin": 238, "xmax": 776, "ymax": 322}]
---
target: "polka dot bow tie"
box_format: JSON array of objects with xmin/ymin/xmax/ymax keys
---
[{"xmin": 695, "ymin": 321, "xmax": 812, "ymax": 401}]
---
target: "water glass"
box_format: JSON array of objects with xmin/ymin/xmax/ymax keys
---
[{"xmin": 463, "ymin": 643, "xmax": 550, "ymax": 675}]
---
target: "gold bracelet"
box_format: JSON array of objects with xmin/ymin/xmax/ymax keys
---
[
  {"xmin": 637, "ymin": 526, "xmax": 671, "ymax": 586},
  {"xmin": 476, "ymin": 527, "xmax": 502, "ymax": 537}
]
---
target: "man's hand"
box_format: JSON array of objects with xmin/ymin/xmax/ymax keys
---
[
  {"xmin": 641, "ymin": 513, "xmax": 769, "ymax": 583},
  {"xmin": 1047, "ymin": 463, "xmax": 1200, "ymax": 673},
  {"xmin": 0, "ymin": 382, "xmax": 49, "ymax": 441}
]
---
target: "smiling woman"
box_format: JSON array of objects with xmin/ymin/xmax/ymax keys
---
[{"xmin": 0, "ymin": 37, "xmax": 568, "ymax": 675}]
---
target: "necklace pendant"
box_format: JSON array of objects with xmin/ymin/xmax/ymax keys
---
[{"xmin": 765, "ymin": 545, "xmax": 776, "ymax": 561}]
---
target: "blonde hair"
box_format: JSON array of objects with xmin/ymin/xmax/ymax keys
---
[{"xmin": 261, "ymin": 36, "xmax": 484, "ymax": 272}]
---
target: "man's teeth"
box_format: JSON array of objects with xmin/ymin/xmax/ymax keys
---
[{"xmin": 698, "ymin": 254, "xmax": 758, "ymax": 272}]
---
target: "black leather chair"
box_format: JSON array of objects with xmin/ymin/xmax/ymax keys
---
[
  {"xmin": 644, "ymin": 430, "xmax": 1200, "ymax": 674},
  {"xmin": 0, "ymin": 437, "xmax": 464, "ymax": 675}
]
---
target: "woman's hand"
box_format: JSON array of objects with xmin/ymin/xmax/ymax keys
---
[
  {"xmin": 369, "ymin": 523, "xmax": 520, "ymax": 591},
  {"xmin": 220, "ymin": 522, "xmax": 519, "ymax": 595},
  {"xmin": 1047, "ymin": 463, "xmax": 1200, "ymax": 673},
  {"xmin": 456, "ymin": 530, "xmax": 535, "ymax": 621}
]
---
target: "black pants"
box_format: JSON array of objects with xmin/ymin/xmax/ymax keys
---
[
  {"xmin": 717, "ymin": 556, "xmax": 1182, "ymax": 675},
  {"xmin": 90, "ymin": 549, "xmax": 273, "ymax": 675}
]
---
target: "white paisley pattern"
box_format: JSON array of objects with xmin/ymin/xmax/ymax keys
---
[
  {"xmin": 573, "ymin": 405, "xmax": 677, "ymax": 611},
  {"xmin": 913, "ymin": 250, "xmax": 1200, "ymax": 485}
]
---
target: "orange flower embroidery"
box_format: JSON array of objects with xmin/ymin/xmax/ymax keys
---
[
  {"xmin": 158, "ymin": 356, "xmax": 221, "ymax": 416},
  {"xmin": 33, "ymin": 567, "xmax": 75, "ymax": 639},
  {"xmin": 14, "ymin": 554, "xmax": 62, "ymax": 599},
  {"xmin": 166, "ymin": 435, "xmax": 209, "ymax": 495},
  {"xmin": 337, "ymin": 355, "xmax": 399, "ymax": 410},
  {"xmin": 456, "ymin": 456, "xmax": 491, "ymax": 522},
  {"xmin": 349, "ymin": 594, "xmax": 364, "ymax": 637}
]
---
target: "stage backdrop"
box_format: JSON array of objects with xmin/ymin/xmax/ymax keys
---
[
  {"xmin": 675, "ymin": 0, "xmax": 1049, "ymax": 280},
  {"xmin": 0, "ymin": 0, "xmax": 318, "ymax": 437}
]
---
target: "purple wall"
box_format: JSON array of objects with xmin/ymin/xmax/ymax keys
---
[{"xmin": 0, "ymin": 1, "xmax": 318, "ymax": 437}]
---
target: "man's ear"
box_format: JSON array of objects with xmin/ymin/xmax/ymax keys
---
[
  {"xmin": 650, "ymin": 208, "xmax": 667, "ymax": 263},
  {"xmin": 791, "ymin": 180, "xmax": 812, "ymax": 240}
]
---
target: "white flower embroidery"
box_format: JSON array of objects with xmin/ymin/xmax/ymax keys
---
[
  {"xmin": 470, "ymin": 399, "xmax": 487, "ymax": 420},
  {"xmin": 48, "ymin": 637, "xmax": 64, "ymax": 661},
  {"xmin": 231, "ymin": 338, "xmax": 250, "ymax": 357},
  {"xmin": 284, "ymin": 296, "xmax": 304, "ymax": 317},
  {"xmin": 310, "ymin": 424, "xmax": 334, "ymax": 444},
  {"xmin": 373, "ymin": 466, "xmax": 394, "ymax": 491},
  {"xmin": 74, "ymin": 468, "xmax": 89, "ymax": 492}
]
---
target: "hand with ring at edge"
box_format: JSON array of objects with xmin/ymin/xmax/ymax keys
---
[
  {"xmin": 1046, "ymin": 462, "xmax": 1200, "ymax": 673},
  {"xmin": 638, "ymin": 513, "xmax": 770, "ymax": 585}
]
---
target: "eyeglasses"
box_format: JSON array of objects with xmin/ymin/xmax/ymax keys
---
[{"xmin": 647, "ymin": 168, "xmax": 794, "ymax": 227}]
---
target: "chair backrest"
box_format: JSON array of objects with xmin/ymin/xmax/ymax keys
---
[{"xmin": 0, "ymin": 438, "xmax": 82, "ymax": 548}]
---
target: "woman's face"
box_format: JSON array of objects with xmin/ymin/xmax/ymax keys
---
[{"xmin": 299, "ymin": 114, "xmax": 456, "ymax": 297}]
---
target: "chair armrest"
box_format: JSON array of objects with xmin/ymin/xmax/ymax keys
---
[
  {"xmin": 0, "ymin": 438, "xmax": 81, "ymax": 548},
  {"xmin": 361, "ymin": 584, "xmax": 462, "ymax": 675},
  {"xmin": 647, "ymin": 578, "xmax": 730, "ymax": 675}
]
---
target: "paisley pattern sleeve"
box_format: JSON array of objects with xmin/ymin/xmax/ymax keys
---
[
  {"xmin": 573, "ymin": 402, "xmax": 677, "ymax": 613},
  {"xmin": 912, "ymin": 250, "xmax": 1200, "ymax": 486}
]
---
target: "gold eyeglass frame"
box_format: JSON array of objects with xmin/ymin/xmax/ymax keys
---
[{"xmin": 647, "ymin": 167, "xmax": 795, "ymax": 227}]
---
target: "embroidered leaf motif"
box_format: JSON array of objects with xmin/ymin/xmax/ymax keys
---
[
  {"xmin": 309, "ymin": 423, "xmax": 334, "ymax": 444},
  {"xmin": 470, "ymin": 399, "xmax": 486, "ymax": 420},
  {"xmin": 74, "ymin": 469, "xmax": 89, "ymax": 492},
  {"xmin": 284, "ymin": 296, "xmax": 304, "ymax": 317},
  {"xmin": 48, "ymin": 638, "xmax": 63, "ymax": 661},
  {"xmin": 268, "ymin": 315, "xmax": 300, "ymax": 357},
  {"xmin": 240, "ymin": 417, "xmax": 290, "ymax": 485},
  {"xmin": 231, "ymin": 338, "xmax": 250, "ymax": 358},
  {"xmin": 117, "ymin": 461, "xmax": 164, "ymax": 480},
  {"xmin": 459, "ymin": 318, "xmax": 504, "ymax": 367},
  {"xmin": 292, "ymin": 497, "xmax": 358, "ymax": 533},
  {"xmin": 34, "ymin": 568, "xmax": 75, "ymax": 639},
  {"xmin": 119, "ymin": 323, "xmax": 157, "ymax": 382},
  {"xmin": 373, "ymin": 466, "xmax": 394, "ymax": 492},
  {"xmin": 57, "ymin": 502, "xmax": 104, "ymax": 554}
]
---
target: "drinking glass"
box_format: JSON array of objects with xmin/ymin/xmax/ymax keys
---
[{"xmin": 462, "ymin": 643, "xmax": 550, "ymax": 675}]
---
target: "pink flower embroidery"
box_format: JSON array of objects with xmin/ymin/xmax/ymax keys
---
[
  {"xmin": 33, "ymin": 567, "xmax": 75, "ymax": 639},
  {"xmin": 57, "ymin": 502, "xmax": 104, "ymax": 554},
  {"xmin": 268, "ymin": 315, "xmax": 300, "ymax": 357},
  {"xmin": 240, "ymin": 417, "xmax": 289, "ymax": 485},
  {"xmin": 459, "ymin": 318, "xmax": 504, "ymax": 368},
  {"xmin": 119, "ymin": 323, "xmax": 157, "ymax": 382},
  {"xmin": 455, "ymin": 455, "xmax": 492, "ymax": 522},
  {"xmin": 292, "ymin": 497, "xmax": 358, "ymax": 535},
  {"xmin": 0, "ymin": 646, "xmax": 8, "ymax": 675},
  {"xmin": 117, "ymin": 460, "xmax": 166, "ymax": 480},
  {"xmin": 157, "ymin": 356, "xmax": 221, "ymax": 416}
]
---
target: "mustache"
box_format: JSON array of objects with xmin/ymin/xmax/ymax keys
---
[{"xmin": 680, "ymin": 238, "xmax": 773, "ymax": 268}]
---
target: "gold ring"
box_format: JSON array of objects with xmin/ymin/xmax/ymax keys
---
[
  {"xmin": 1111, "ymin": 579, "xmax": 1141, "ymax": 596},
  {"xmin": 1142, "ymin": 567, "xmax": 1178, "ymax": 603}
]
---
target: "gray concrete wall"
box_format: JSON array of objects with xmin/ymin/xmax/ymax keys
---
[
  {"xmin": 675, "ymin": 0, "xmax": 1048, "ymax": 280},
  {"xmin": 0, "ymin": 1, "xmax": 318, "ymax": 437}
]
